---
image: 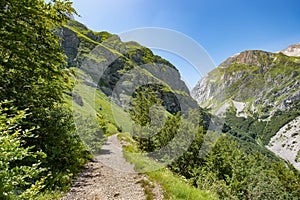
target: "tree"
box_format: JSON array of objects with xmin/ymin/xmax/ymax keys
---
[
  {"xmin": 0, "ymin": 103, "xmax": 47, "ymax": 200},
  {"xmin": 130, "ymin": 85, "xmax": 163, "ymax": 152},
  {"xmin": 0, "ymin": 0, "xmax": 90, "ymax": 191},
  {"xmin": 0, "ymin": 0, "xmax": 74, "ymax": 121}
]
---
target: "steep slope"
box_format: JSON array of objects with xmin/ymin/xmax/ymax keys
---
[
  {"xmin": 57, "ymin": 20, "xmax": 198, "ymax": 115},
  {"xmin": 191, "ymin": 45, "xmax": 300, "ymax": 169},
  {"xmin": 192, "ymin": 49, "xmax": 300, "ymax": 116}
]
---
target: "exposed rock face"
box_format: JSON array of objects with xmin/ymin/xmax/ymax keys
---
[
  {"xmin": 191, "ymin": 44, "xmax": 300, "ymax": 170},
  {"xmin": 59, "ymin": 20, "xmax": 198, "ymax": 114},
  {"xmin": 57, "ymin": 27, "xmax": 80, "ymax": 67},
  {"xmin": 280, "ymin": 43, "xmax": 300, "ymax": 57},
  {"xmin": 191, "ymin": 48, "xmax": 300, "ymax": 117}
]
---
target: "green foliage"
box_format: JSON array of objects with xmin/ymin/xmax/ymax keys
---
[
  {"xmin": 129, "ymin": 93, "xmax": 300, "ymax": 199},
  {"xmin": 36, "ymin": 105, "xmax": 91, "ymax": 190},
  {"xmin": 296, "ymin": 150, "xmax": 300, "ymax": 163},
  {"xmin": 0, "ymin": 0, "xmax": 74, "ymax": 107},
  {"xmin": 118, "ymin": 133, "xmax": 218, "ymax": 200},
  {"xmin": 180, "ymin": 136, "xmax": 300, "ymax": 199},
  {"xmin": 130, "ymin": 86, "xmax": 164, "ymax": 152},
  {"xmin": 0, "ymin": 0, "xmax": 91, "ymax": 194},
  {"xmin": 72, "ymin": 111, "xmax": 106, "ymax": 154},
  {"xmin": 0, "ymin": 0, "xmax": 73, "ymax": 132},
  {"xmin": 0, "ymin": 103, "xmax": 47, "ymax": 200},
  {"xmin": 225, "ymin": 106, "xmax": 300, "ymax": 145},
  {"xmin": 154, "ymin": 113, "xmax": 181, "ymax": 150},
  {"xmin": 128, "ymin": 83, "xmax": 198, "ymax": 157},
  {"xmin": 169, "ymin": 126, "xmax": 206, "ymax": 179},
  {"xmin": 136, "ymin": 179, "xmax": 155, "ymax": 200}
]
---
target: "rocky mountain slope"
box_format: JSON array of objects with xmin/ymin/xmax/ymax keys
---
[
  {"xmin": 191, "ymin": 44, "xmax": 300, "ymax": 169},
  {"xmin": 56, "ymin": 20, "xmax": 300, "ymax": 198},
  {"xmin": 280, "ymin": 43, "xmax": 300, "ymax": 57},
  {"xmin": 192, "ymin": 49, "xmax": 300, "ymax": 117},
  {"xmin": 57, "ymin": 20, "xmax": 198, "ymax": 115}
]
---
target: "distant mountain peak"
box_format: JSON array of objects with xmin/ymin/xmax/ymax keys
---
[
  {"xmin": 280, "ymin": 43, "xmax": 300, "ymax": 57},
  {"xmin": 192, "ymin": 44, "xmax": 300, "ymax": 116},
  {"xmin": 218, "ymin": 50, "xmax": 272, "ymax": 68}
]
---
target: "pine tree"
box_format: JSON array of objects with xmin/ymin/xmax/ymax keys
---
[{"xmin": 130, "ymin": 85, "xmax": 163, "ymax": 152}]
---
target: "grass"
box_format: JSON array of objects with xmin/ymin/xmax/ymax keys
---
[
  {"xmin": 118, "ymin": 132, "xmax": 219, "ymax": 200},
  {"xmin": 136, "ymin": 179, "xmax": 155, "ymax": 200},
  {"xmin": 34, "ymin": 191, "xmax": 64, "ymax": 200},
  {"xmin": 67, "ymin": 68, "xmax": 132, "ymax": 133}
]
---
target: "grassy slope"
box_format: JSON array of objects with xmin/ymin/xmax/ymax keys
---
[{"xmin": 118, "ymin": 132, "xmax": 219, "ymax": 200}]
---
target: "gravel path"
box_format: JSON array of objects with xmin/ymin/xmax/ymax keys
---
[{"xmin": 59, "ymin": 135, "xmax": 164, "ymax": 200}]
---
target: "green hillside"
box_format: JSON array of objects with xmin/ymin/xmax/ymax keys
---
[
  {"xmin": 61, "ymin": 21, "xmax": 300, "ymax": 199},
  {"xmin": 191, "ymin": 48, "xmax": 300, "ymax": 198},
  {"xmin": 1, "ymin": 1, "xmax": 300, "ymax": 199}
]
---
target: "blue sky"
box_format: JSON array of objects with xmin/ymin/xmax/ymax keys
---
[{"xmin": 69, "ymin": 0, "xmax": 300, "ymax": 88}]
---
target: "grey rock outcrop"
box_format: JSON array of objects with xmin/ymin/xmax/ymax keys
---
[{"xmin": 59, "ymin": 20, "xmax": 198, "ymax": 115}]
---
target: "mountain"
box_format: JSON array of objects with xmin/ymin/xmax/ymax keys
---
[
  {"xmin": 57, "ymin": 20, "xmax": 198, "ymax": 115},
  {"xmin": 192, "ymin": 49, "xmax": 300, "ymax": 116},
  {"xmin": 280, "ymin": 43, "xmax": 300, "ymax": 57},
  {"xmin": 191, "ymin": 45, "xmax": 300, "ymax": 169},
  {"xmin": 55, "ymin": 21, "xmax": 300, "ymax": 198}
]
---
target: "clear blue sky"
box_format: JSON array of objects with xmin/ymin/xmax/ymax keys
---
[{"xmin": 69, "ymin": 0, "xmax": 300, "ymax": 88}]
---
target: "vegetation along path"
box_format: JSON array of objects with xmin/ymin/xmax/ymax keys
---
[{"xmin": 60, "ymin": 134, "xmax": 164, "ymax": 200}]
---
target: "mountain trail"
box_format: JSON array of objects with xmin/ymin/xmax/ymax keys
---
[{"xmin": 59, "ymin": 134, "xmax": 164, "ymax": 200}]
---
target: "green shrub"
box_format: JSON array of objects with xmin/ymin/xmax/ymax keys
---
[{"xmin": 0, "ymin": 103, "xmax": 47, "ymax": 200}]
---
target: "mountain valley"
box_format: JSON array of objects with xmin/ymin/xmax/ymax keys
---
[
  {"xmin": 1, "ymin": 2, "xmax": 300, "ymax": 198},
  {"xmin": 192, "ymin": 44, "xmax": 300, "ymax": 170}
]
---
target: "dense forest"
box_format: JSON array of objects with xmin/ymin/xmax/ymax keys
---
[{"xmin": 1, "ymin": 0, "xmax": 300, "ymax": 199}]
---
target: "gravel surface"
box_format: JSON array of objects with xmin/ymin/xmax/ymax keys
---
[{"xmin": 59, "ymin": 135, "xmax": 164, "ymax": 200}]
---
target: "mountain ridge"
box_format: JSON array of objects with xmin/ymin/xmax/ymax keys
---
[
  {"xmin": 192, "ymin": 45, "xmax": 300, "ymax": 116},
  {"xmin": 58, "ymin": 20, "xmax": 198, "ymax": 115},
  {"xmin": 191, "ymin": 43, "xmax": 300, "ymax": 170}
]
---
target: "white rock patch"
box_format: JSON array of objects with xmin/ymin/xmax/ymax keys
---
[{"xmin": 267, "ymin": 116, "xmax": 300, "ymax": 170}]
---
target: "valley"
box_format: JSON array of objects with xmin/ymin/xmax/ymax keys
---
[{"xmin": 1, "ymin": 1, "xmax": 299, "ymax": 199}]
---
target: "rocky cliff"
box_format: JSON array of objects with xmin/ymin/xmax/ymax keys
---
[
  {"xmin": 192, "ymin": 49, "xmax": 300, "ymax": 117},
  {"xmin": 57, "ymin": 20, "xmax": 198, "ymax": 114},
  {"xmin": 191, "ymin": 45, "xmax": 300, "ymax": 169}
]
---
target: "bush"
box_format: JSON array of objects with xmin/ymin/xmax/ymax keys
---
[{"xmin": 0, "ymin": 103, "xmax": 47, "ymax": 200}]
